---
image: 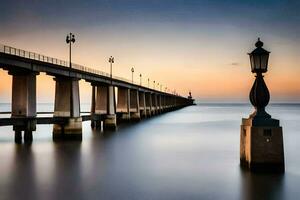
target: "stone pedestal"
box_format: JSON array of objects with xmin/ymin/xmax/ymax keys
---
[{"xmin": 240, "ymin": 117, "xmax": 284, "ymax": 172}]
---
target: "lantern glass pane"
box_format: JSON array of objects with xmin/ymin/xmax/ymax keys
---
[
  {"xmin": 261, "ymin": 54, "xmax": 269, "ymax": 71},
  {"xmin": 250, "ymin": 55, "xmax": 255, "ymax": 71},
  {"xmin": 254, "ymin": 54, "xmax": 261, "ymax": 70}
]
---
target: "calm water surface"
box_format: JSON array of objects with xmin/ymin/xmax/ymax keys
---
[{"xmin": 0, "ymin": 103, "xmax": 300, "ymax": 200}]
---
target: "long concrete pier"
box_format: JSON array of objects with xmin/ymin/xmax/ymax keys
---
[{"xmin": 0, "ymin": 44, "xmax": 194, "ymax": 143}]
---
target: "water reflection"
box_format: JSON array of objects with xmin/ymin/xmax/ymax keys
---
[
  {"xmin": 5, "ymin": 145, "xmax": 38, "ymax": 199},
  {"xmin": 239, "ymin": 166, "xmax": 285, "ymax": 200},
  {"xmin": 49, "ymin": 142, "xmax": 83, "ymax": 200},
  {"xmin": 0, "ymin": 104, "xmax": 299, "ymax": 200}
]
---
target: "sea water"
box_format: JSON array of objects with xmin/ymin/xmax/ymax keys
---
[{"xmin": 0, "ymin": 103, "xmax": 299, "ymax": 200}]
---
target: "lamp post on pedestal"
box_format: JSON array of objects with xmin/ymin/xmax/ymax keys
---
[{"xmin": 240, "ymin": 38, "xmax": 284, "ymax": 172}]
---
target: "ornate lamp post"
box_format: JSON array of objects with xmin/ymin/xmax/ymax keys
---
[
  {"xmin": 248, "ymin": 38, "xmax": 271, "ymax": 118},
  {"xmin": 66, "ymin": 33, "xmax": 75, "ymax": 117},
  {"xmin": 131, "ymin": 67, "xmax": 134, "ymax": 84},
  {"xmin": 240, "ymin": 38, "xmax": 284, "ymax": 172},
  {"xmin": 109, "ymin": 56, "xmax": 114, "ymax": 84},
  {"xmin": 66, "ymin": 33, "xmax": 75, "ymax": 69}
]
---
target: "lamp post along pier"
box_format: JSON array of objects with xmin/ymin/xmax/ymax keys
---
[
  {"xmin": 240, "ymin": 38, "xmax": 284, "ymax": 172},
  {"xmin": 66, "ymin": 33, "xmax": 75, "ymax": 117},
  {"xmin": 131, "ymin": 67, "xmax": 134, "ymax": 84},
  {"xmin": 109, "ymin": 56, "xmax": 114, "ymax": 84},
  {"xmin": 139, "ymin": 74, "xmax": 142, "ymax": 86}
]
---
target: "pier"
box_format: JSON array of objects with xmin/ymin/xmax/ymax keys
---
[{"xmin": 0, "ymin": 44, "xmax": 194, "ymax": 143}]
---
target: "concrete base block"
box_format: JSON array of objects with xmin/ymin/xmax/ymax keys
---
[
  {"xmin": 240, "ymin": 117, "xmax": 285, "ymax": 172},
  {"xmin": 130, "ymin": 112, "xmax": 141, "ymax": 121},
  {"xmin": 146, "ymin": 109, "xmax": 151, "ymax": 117},
  {"xmin": 91, "ymin": 114, "xmax": 102, "ymax": 129},
  {"xmin": 120, "ymin": 113, "xmax": 130, "ymax": 121},
  {"xmin": 13, "ymin": 119, "xmax": 36, "ymax": 143},
  {"xmin": 53, "ymin": 117, "xmax": 82, "ymax": 141},
  {"xmin": 104, "ymin": 114, "xmax": 117, "ymax": 130},
  {"xmin": 24, "ymin": 131, "xmax": 33, "ymax": 143},
  {"xmin": 151, "ymin": 110, "xmax": 157, "ymax": 115},
  {"xmin": 140, "ymin": 110, "xmax": 147, "ymax": 118},
  {"xmin": 14, "ymin": 131, "xmax": 22, "ymax": 144}
]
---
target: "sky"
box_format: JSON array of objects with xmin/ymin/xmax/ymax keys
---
[{"xmin": 0, "ymin": 0, "xmax": 299, "ymax": 103}]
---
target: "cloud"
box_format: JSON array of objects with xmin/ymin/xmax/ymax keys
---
[{"xmin": 230, "ymin": 62, "xmax": 240, "ymax": 66}]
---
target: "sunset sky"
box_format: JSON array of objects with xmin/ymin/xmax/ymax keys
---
[{"xmin": 0, "ymin": 0, "xmax": 299, "ymax": 103}]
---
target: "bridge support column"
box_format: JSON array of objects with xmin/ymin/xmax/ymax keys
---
[
  {"xmin": 157, "ymin": 94, "xmax": 162, "ymax": 114},
  {"xmin": 52, "ymin": 77, "xmax": 82, "ymax": 141},
  {"xmin": 10, "ymin": 71, "xmax": 37, "ymax": 143},
  {"xmin": 145, "ymin": 92, "xmax": 152, "ymax": 117},
  {"xmin": 91, "ymin": 84, "xmax": 109, "ymax": 129},
  {"xmin": 151, "ymin": 93, "xmax": 157, "ymax": 115},
  {"xmin": 130, "ymin": 89, "xmax": 140, "ymax": 120},
  {"xmin": 103, "ymin": 85, "xmax": 117, "ymax": 130},
  {"xmin": 90, "ymin": 85, "xmax": 96, "ymax": 129},
  {"xmin": 162, "ymin": 95, "xmax": 166, "ymax": 112},
  {"xmin": 117, "ymin": 87, "xmax": 130, "ymax": 121},
  {"xmin": 139, "ymin": 91, "xmax": 147, "ymax": 118}
]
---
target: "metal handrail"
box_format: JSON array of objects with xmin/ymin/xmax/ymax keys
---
[{"xmin": 0, "ymin": 44, "xmax": 170, "ymax": 94}]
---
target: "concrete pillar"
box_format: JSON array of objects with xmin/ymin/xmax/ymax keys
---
[
  {"xmin": 145, "ymin": 92, "xmax": 152, "ymax": 116},
  {"xmin": 157, "ymin": 94, "xmax": 162, "ymax": 113},
  {"xmin": 91, "ymin": 85, "xmax": 96, "ymax": 128},
  {"xmin": 166, "ymin": 96, "xmax": 170, "ymax": 110},
  {"xmin": 160, "ymin": 95, "xmax": 164, "ymax": 112},
  {"xmin": 95, "ymin": 85, "xmax": 108, "ymax": 114},
  {"xmin": 162, "ymin": 95, "xmax": 166, "ymax": 111},
  {"xmin": 139, "ymin": 91, "xmax": 147, "ymax": 117},
  {"xmin": 91, "ymin": 84, "xmax": 109, "ymax": 129},
  {"xmin": 151, "ymin": 93, "xmax": 157, "ymax": 115},
  {"xmin": 10, "ymin": 71, "xmax": 37, "ymax": 143},
  {"xmin": 53, "ymin": 77, "xmax": 82, "ymax": 140},
  {"xmin": 130, "ymin": 89, "xmax": 140, "ymax": 120},
  {"xmin": 103, "ymin": 85, "xmax": 117, "ymax": 130},
  {"xmin": 117, "ymin": 87, "xmax": 130, "ymax": 120}
]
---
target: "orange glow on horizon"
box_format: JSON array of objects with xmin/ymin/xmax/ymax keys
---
[{"xmin": 0, "ymin": 27, "xmax": 299, "ymax": 103}]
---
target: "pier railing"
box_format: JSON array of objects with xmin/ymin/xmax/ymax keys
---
[{"xmin": 0, "ymin": 44, "xmax": 151, "ymax": 89}]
